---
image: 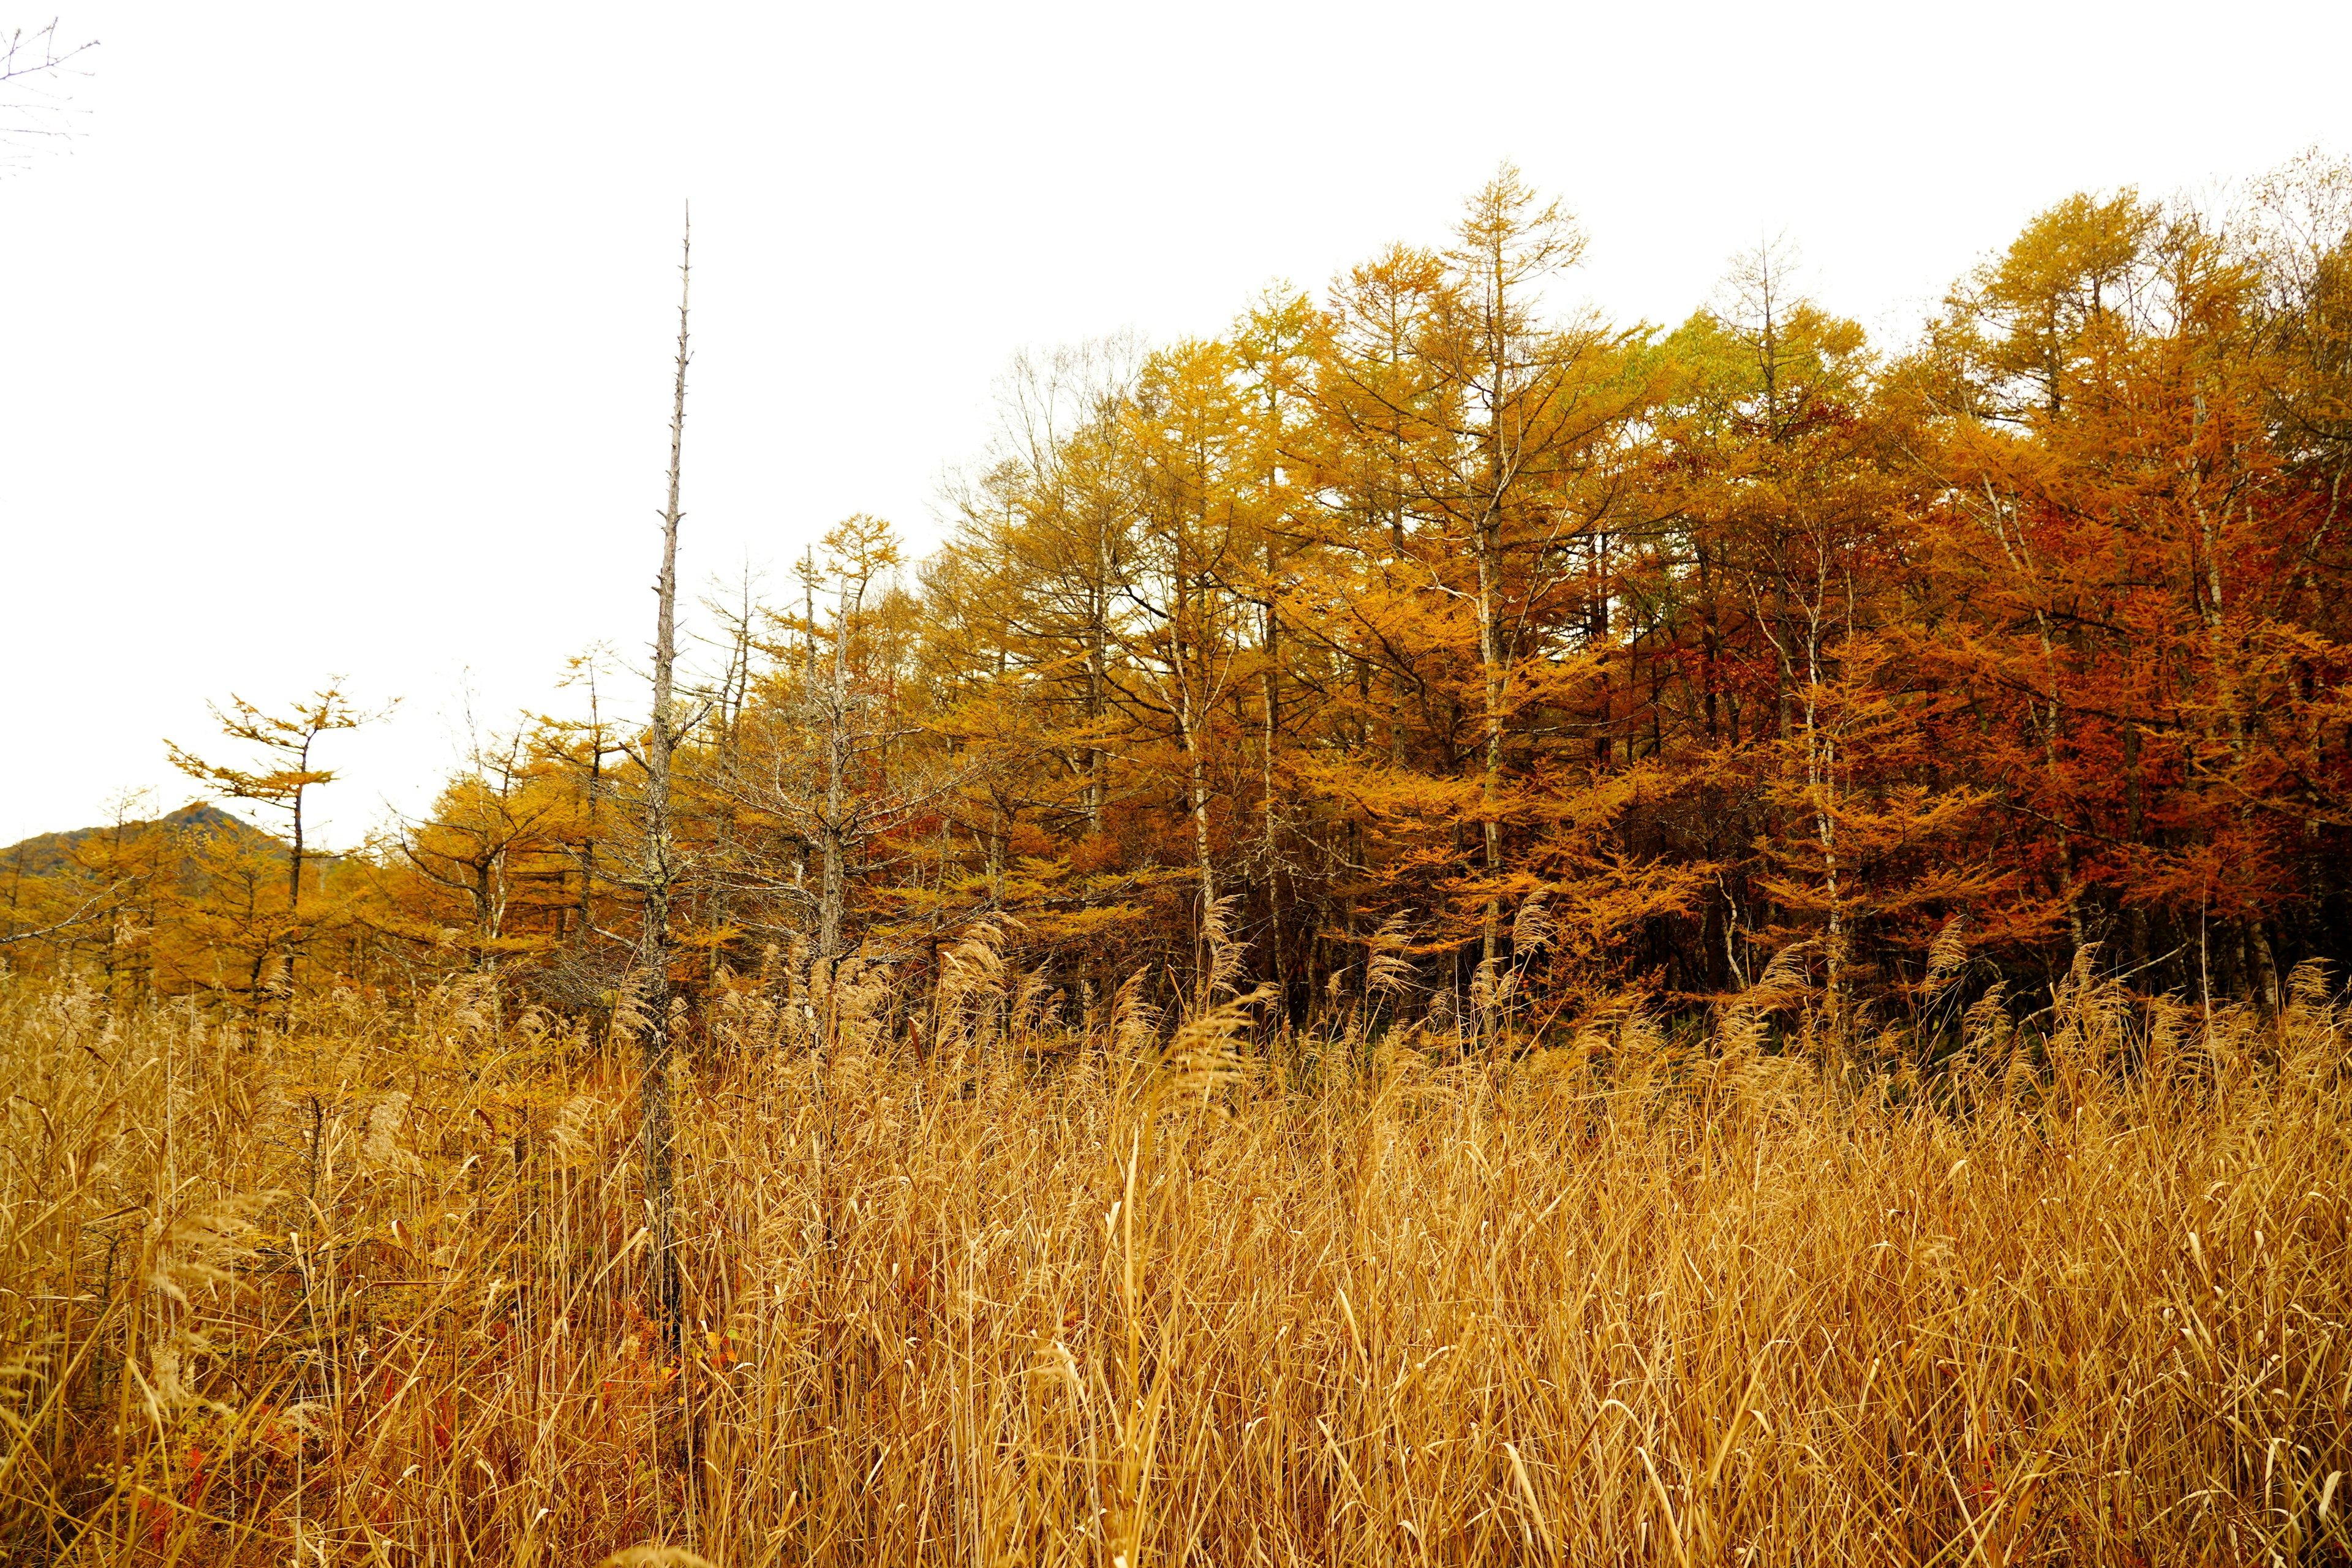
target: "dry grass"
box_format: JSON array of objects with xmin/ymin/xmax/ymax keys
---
[{"xmin": 2, "ymin": 956, "xmax": 2348, "ymax": 1566}]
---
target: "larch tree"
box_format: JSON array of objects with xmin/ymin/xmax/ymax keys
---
[
  {"xmin": 167, "ymin": 684, "xmax": 383, "ymax": 915},
  {"xmin": 1319, "ymin": 165, "xmax": 1649, "ymax": 1035},
  {"xmin": 1122, "ymin": 340, "xmax": 1258, "ymax": 999},
  {"xmin": 164, "ymin": 684, "xmax": 388, "ymax": 1009}
]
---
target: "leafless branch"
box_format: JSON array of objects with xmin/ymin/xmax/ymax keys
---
[{"xmin": 2, "ymin": 18, "xmax": 99, "ymax": 172}]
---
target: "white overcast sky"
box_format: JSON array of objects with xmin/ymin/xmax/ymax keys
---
[{"xmin": 4, "ymin": 1, "xmax": 2348, "ymax": 848}]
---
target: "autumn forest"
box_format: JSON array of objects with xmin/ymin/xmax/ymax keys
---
[
  {"xmin": 7, "ymin": 156, "xmax": 2352, "ymax": 1566},
  {"xmin": 13, "ymin": 161, "xmax": 2352, "ymax": 1025}
]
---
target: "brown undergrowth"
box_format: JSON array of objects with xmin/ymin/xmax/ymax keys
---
[{"xmin": 1, "ymin": 953, "xmax": 2348, "ymax": 1565}]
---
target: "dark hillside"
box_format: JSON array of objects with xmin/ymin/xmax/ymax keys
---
[{"xmin": 1, "ymin": 802, "xmax": 287, "ymax": 890}]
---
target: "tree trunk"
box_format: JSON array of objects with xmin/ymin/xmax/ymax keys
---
[
  {"xmin": 288, "ymin": 780, "xmax": 305, "ymax": 913},
  {"xmin": 819, "ymin": 578, "xmax": 852, "ymax": 962},
  {"xmin": 1088, "ymin": 525, "xmax": 1109, "ymax": 834},
  {"xmin": 1476, "ymin": 513, "xmax": 1504, "ymax": 1034},
  {"xmin": 639, "ymin": 213, "xmax": 691, "ymax": 1366}
]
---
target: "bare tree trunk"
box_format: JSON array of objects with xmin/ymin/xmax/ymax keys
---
[
  {"xmin": 1261, "ymin": 549, "xmax": 1284, "ymax": 1008},
  {"xmin": 1181, "ymin": 576, "xmax": 1218, "ymax": 909},
  {"xmin": 819, "ymin": 579, "xmax": 851, "ymax": 963},
  {"xmin": 1261, "ymin": 584, "xmax": 1279, "ymax": 861},
  {"xmin": 1474, "ymin": 283, "xmax": 1510, "ymax": 1047},
  {"xmin": 639, "ymin": 213, "xmax": 690, "ymax": 1367},
  {"xmin": 1087, "ymin": 527, "xmax": 1109, "ymax": 833},
  {"xmin": 1186, "ymin": 705, "xmax": 1215, "ymax": 914},
  {"xmin": 577, "ymin": 681, "xmax": 606, "ymax": 948},
  {"xmin": 1166, "ymin": 570, "xmax": 1220, "ymax": 1006},
  {"xmin": 1476, "ymin": 513, "xmax": 1504, "ymax": 1027},
  {"xmin": 802, "ymin": 549, "xmax": 819, "ymax": 679},
  {"xmin": 1473, "ymin": 233, "xmax": 1512, "ymax": 1050},
  {"xmin": 1800, "ymin": 598, "xmax": 1845, "ymax": 1027},
  {"xmin": 288, "ymin": 777, "xmax": 306, "ymax": 914}
]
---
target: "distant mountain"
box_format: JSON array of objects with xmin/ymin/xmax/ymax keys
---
[{"xmin": 1, "ymin": 802, "xmax": 290, "ymax": 884}]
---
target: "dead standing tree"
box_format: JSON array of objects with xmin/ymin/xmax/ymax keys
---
[{"xmin": 636, "ymin": 213, "xmax": 692, "ymax": 1364}]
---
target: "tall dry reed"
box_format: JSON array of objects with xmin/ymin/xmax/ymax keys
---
[{"xmin": 1, "ymin": 955, "xmax": 2346, "ymax": 1565}]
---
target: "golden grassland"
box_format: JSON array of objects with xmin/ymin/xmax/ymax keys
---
[{"xmin": 2, "ymin": 953, "xmax": 2348, "ymax": 1566}]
